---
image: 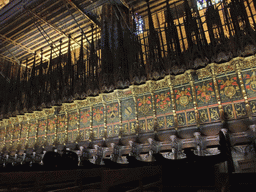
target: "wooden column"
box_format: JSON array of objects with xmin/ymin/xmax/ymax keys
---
[
  {"xmin": 89, "ymin": 100, "xmax": 94, "ymax": 142},
  {"xmin": 75, "ymin": 107, "xmax": 81, "ymax": 144},
  {"xmin": 167, "ymin": 75, "xmax": 178, "ymax": 129},
  {"xmin": 131, "ymin": 85, "xmax": 140, "ymax": 135},
  {"xmin": 64, "ymin": 106, "xmax": 69, "ymax": 146},
  {"xmin": 210, "ymin": 64, "xmax": 224, "ymax": 121},
  {"xmin": 234, "ymin": 59, "xmax": 252, "ymax": 119},
  {"xmin": 188, "ymin": 71, "xmax": 200, "ymax": 127},
  {"xmin": 24, "ymin": 116, "xmax": 30, "ymax": 149},
  {"xmin": 17, "ymin": 116, "xmax": 23, "ymax": 151}
]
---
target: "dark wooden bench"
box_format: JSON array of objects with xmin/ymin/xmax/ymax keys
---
[
  {"xmin": 0, "ymin": 165, "xmax": 162, "ymax": 192},
  {"xmin": 100, "ymin": 165, "xmax": 162, "ymax": 192}
]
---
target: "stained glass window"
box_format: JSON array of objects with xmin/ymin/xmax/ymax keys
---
[
  {"xmin": 197, "ymin": 0, "xmax": 222, "ymax": 10},
  {"xmin": 134, "ymin": 13, "xmax": 144, "ymax": 35}
]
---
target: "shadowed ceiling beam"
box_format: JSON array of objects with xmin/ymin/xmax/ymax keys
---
[
  {"xmin": 27, "ymin": 9, "xmax": 89, "ymax": 52},
  {"xmin": 0, "ymin": 34, "xmax": 41, "ymax": 60},
  {"xmin": 62, "ymin": 0, "xmax": 100, "ymax": 27},
  {"xmin": 0, "ymin": 53, "xmax": 18, "ymax": 65}
]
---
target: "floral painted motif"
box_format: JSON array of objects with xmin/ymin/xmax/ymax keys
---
[{"xmin": 137, "ymin": 95, "xmax": 152, "ymax": 116}]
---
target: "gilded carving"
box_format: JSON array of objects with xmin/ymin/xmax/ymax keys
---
[
  {"xmin": 123, "ymin": 123, "xmax": 129, "ymax": 135},
  {"xmin": 157, "ymin": 117, "xmax": 165, "ymax": 129},
  {"xmin": 209, "ymin": 107, "xmax": 220, "ymax": 121},
  {"xmin": 147, "ymin": 119, "xmax": 154, "ymax": 131},
  {"xmin": 187, "ymin": 111, "xmax": 196, "ymax": 125},
  {"xmin": 197, "ymin": 68, "xmax": 212, "ymax": 80},
  {"xmin": 166, "ymin": 115, "xmax": 174, "ymax": 128},
  {"xmin": 177, "ymin": 113, "xmax": 186, "ymax": 126},
  {"xmin": 107, "ymin": 125, "xmax": 113, "ymax": 137},
  {"xmin": 113, "ymin": 124, "xmax": 119, "ymax": 136},
  {"xmin": 130, "ymin": 122, "xmax": 136, "ymax": 134},
  {"xmin": 234, "ymin": 103, "xmax": 246, "ymax": 118},
  {"xmin": 223, "ymin": 105, "xmax": 235, "ymax": 119},
  {"xmin": 199, "ymin": 109, "xmax": 209, "ymax": 123}
]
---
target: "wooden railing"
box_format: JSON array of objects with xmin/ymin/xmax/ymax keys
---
[{"xmin": 0, "ymin": 165, "xmax": 162, "ymax": 192}]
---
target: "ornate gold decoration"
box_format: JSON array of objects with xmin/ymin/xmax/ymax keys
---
[
  {"xmin": 166, "ymin": 75, "xmax": 178, "ymax": 129},
  {"xmin": 234, "ymin": 59, "xmax": 252, "ymax": 119},
  {"xmin": 197, "ymin": 67, "xmax": 212, "ymax": 80},
  {"xmin": 209, "ymin": 108, "xmax": 220, "ymax": 121},
  {"xmin": 187, "ymin": 71, "xmax": 200, "ymax": 126},
  {"xmin": 210, "ymin": 64, "xmax": 224, "ymax": 121}
]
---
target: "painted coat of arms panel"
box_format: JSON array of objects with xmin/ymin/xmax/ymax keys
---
[
  {"xmin": 155, "ymin": 89, "xmax": 172, "ymax": 115},
  {"xmin": 93, "ymin": 105, "xmax": 104, "ymax": 126},
  {"xmin": 80, "ymin": 108, "xmax": 90, "ymax": 128},
  {"xmin": 217, "ymin": 75, "xmax": 242, "ymax": 103},
  {"xmin": 107, "ymin": 102, "xmax": 119, "ymax": 124},
  {"xmin": 122, "ymin": 97, "xmax": 135, "ymax": 121},
  {"xmin": 195, "ymin": 80, "xmax": 216, "ymax": 107},
  {"xmin": 242, "ymin": 70, "xmax": 256, "ymax": 98},
  {"xmin": 174, "ymin": 85, "xmax": 193, "ymax": 111},
  {"xmin": 137, "ymin": 94, "xmax": 153, "ymax": 118}
]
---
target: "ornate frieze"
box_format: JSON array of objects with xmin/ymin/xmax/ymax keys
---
[{"xmin": 1, "ymin": 56, "xmax": 256, "ymax": 150}]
